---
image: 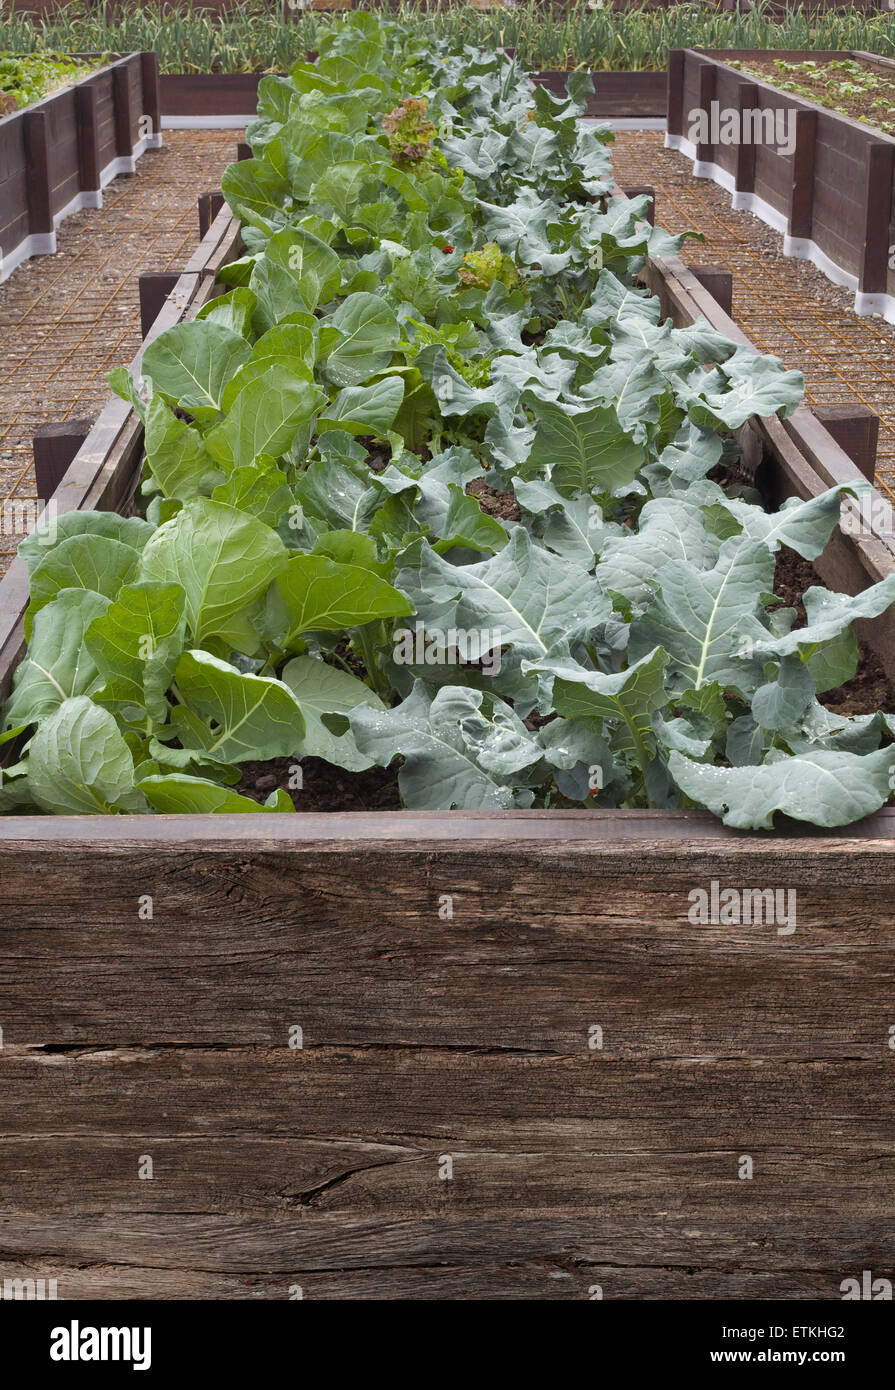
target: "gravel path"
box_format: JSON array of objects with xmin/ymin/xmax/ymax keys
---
[{"xmin": 0, "ymin": 129, "xmax": 237, "ymax": 574}]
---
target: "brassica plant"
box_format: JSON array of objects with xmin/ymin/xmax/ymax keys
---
[{"xmin": 2, "ymin": 11, "xmax": 892, "ymax": 828}]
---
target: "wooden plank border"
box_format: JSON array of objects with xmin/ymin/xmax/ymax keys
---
[{"xmin": 159, "ymin": 69, "xmax": 668, "ymax": 123}]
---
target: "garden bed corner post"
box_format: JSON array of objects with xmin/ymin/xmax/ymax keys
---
[
  {"xmin": 22, "ymin": 108, "xmax": 54, "ymax": 256},
  {"xmin": 666, "ymin": 48, "xmax": 685, "ymax": 142},
  {"xmin": 857, "ymin": 141, "xmax": 895, "ymax": 313}
]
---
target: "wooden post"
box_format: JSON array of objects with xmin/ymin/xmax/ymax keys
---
[
  {"xmin": 694, "ymin": 59, "xmax": 716, "ymax": 167},
  {"xmin": 689, "ymin": 265, "xmax": 733, "ymax": 316},
  {"xmin": 666, "ymin": 48, "xmax": 685, "ymax": 139},
  {"xmin": 198, "ymin": 191, "xmax": 225, "ymax": 240},
  {"xmin": 139, "ymin": 271, "xmax": 180, "ymax": 337},
  {"xmin": 112, "ymin": 62, "xmax": 133, "ymax": 160},
  {"xmin": 859, "ymin": 142, "xmax": 895, "ymax": 296},
  {"xmin": 75, "ymin": 82, "xmax": 101, "ymax": 198},
  {"xmin": 734, "ymin": 80, "xmax": 758, "ymax": 196},
  {"xmin": 22, "ymin": 110, "xmax": 53, "ymax": 240},
  {"xmin": 33, "ymin": 421, "xmax": 93, "ymax": 502},
  {"xmin": 788, "ymin": 108, "xmax": 817, "ymax": 242},
  {"xmin": 140, "ymin": 49, "xmax": 162, "ymax": 145},
  {"xmin": 814, "ymin": 405, "xmax": 879, "ymax": 482}
]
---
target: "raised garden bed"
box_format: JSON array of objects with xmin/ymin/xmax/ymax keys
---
[
  {"xmin": 727, "ymin": 51, "xmax": 895, "ymax": 137},
  {"xmin": 0, "ymin": 50, "xmax": 162, "ymax": 284},
  {"xmin": 665, "ymin": 46, "xmax": 895, "ymax": 322},
  {"xmin": 3, "ymin": 17, "xmax": 895, "ymax": 1300},
  {"xmin": 159, "ymin": 68, "xmax": 667, "ymax": 124}
]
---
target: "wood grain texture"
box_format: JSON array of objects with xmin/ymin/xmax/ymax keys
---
[{"xmin": 1, "ymin": 831, "xmax": 894, "ymax": 1298}]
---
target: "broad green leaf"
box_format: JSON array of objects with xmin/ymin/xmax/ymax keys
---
[
  {"xmin": 143, "ymin": 396, "xmax": 219, "ymax": 501},
  {"xmin": 318, "ymin": 377, "xmax": 405, "ymax": 434},
  {"xmin": 704, "ymin": 486, "xmax": 861, "ymax": 560},
  {"xmin": 350, "ymin": 680, "xmax": 528, "ymax": 809},
  {"xmin": 4, "ymin": 589, "xmax": 109, "ymax": 728},
  {"xmin": 265, "ymin": 553, "xmax": 413, "ymax": 651},
  {"xmin": 752, "ymin": 575, "xmax": 895, "ymax": 660},
  {"xmin": 318, "ymin": 292, "xmax": 400, "ymax": 388},
  {"xmin": 195, "ymin": 288, "xmax": 257, "ymax": 337},
  {"xmin": 140, "ymin": 772, "xmax": 294, "ymax": 814},
  {"xmin": 528, "ymin": 647, "xmax": 669, "ymax": 768},
  {"xmin": 398, "ymin": 528, "xmax": 609, "ymax": 666},
  {"xmin": 295, "ymin": 456, "xmax": 379, "ymax": 533},
  {"xmin": 281, "ymin": 654, "xmax": 384, "ymax": 771},
  {"xmin": 685, "ymin": 348, "xmax": 804, "ymax": 430},
  {"xmin": 18, "ymin": 511, "xmax": 153, "ymax": 576},
  {"xmin": 26, "ymin": 535, "xmax": 140, "ymax": 638},
  {"xmin": 211, "ymin": 458, "xmax": 293, "ymax": 528},
  {"xmin": 630, "ymin": 537, "xmax": 775, "ymax": 696},
  {"xmin": 172, "ymin": 649, "xmax": 306, "ymax": 763},
  {"xmin": 205, "ymin": 370, "xmax": 323, "ymax": 471},
  {"xmin": 519, "ymin": 394, "xmax": 646, "ymax": 496},
  {"xmin": 595, "ymin": 497, "xmax": 721, "ymax": 607},
  {"xmin": 26, "ymin": 696, "xmax": 144, "ymax": 815},
  {"xmin": 221, "ymin": 156, "xmax": 289, "ymax": 225},
  {"xmin": 85, "ymin": 581, "xmax": 186, "ymax": 727},
  {"xmin": 141, "ymin": 322, "xmax": 252, "ymax": 411},
  {"xmin": 138, "ymin": 499, "xmax": 287, "ymax": 652},
  {"xmin": 669, "ymin": 746, "xmax": 894, "ymax": 829},
  {"xmin": 265, "ymin": 224, "xmax": 342, "ymax": 312},
  {"xmin": 751, "ymin": 656, "xmax": 815, "ymax": 732}
]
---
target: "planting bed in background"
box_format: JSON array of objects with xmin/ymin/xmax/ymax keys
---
[
  {"xmin": 666, "ymin": 47, "xmax": 895, "ymax": 322},
  {"xmin": 0, "ymin": 50, "xmax": 162, "ymax": 284},
  {"xmin": 0, "ymin": 50, "xmax": 93, "ymax": 114},
  {"xmin": 158, "ymin": 69, "xmax": 667, "ymax": 124},
  {"xmin": 728, "ymin": 51, "xmax": 895, "ymax": 136},
  {"xmin": 6, "ymin": 0, "xmax": 895, "ymax": 76}
]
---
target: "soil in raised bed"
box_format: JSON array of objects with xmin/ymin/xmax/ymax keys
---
[
  {"xmin": 237, "ymin": 756, "xmax": 402, "ymax": 812},
  {"xmin": 727, "ymin": 56, "xmax": 895, "ymax": 137},
  {"xmin": 774, "ymin": 545, "xmax": 895, "ymax": 715}
]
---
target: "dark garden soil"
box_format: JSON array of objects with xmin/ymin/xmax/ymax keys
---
[
  {"xmin": 467, "ymin": 475, "xmax": 521, "ymax": 521},
  {"xmin": 237, "ymin": 756, "xmax": 401, "ymax": 812},
  {"xmin": 774, "ymin": 545, "xmax": 895, "ymax": 715}
]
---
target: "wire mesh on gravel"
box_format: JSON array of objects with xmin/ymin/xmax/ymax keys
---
[{"xmin": 0, "ymin": 129, "xmax": 236, "ymax": 574}]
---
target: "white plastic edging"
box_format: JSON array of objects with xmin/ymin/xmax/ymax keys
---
[
  {"xmin": 580, "ymin": 117, "xmax": 667, "ymax": 131},
  {"xmin": 665, "ymin": 130, "xmax": 895, "ymax": 325},
  {"xmin": 162, "ymin": 115, "xmax": 255, "ymax": 129}
]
